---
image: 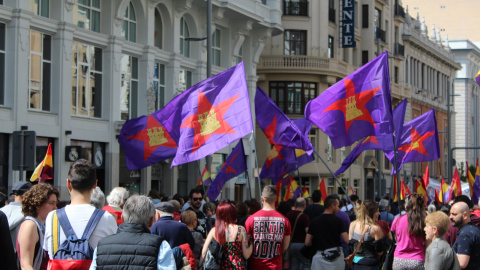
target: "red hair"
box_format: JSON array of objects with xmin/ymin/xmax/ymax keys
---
[{"xmin": 215, "ymin": 203, "xmax": 238, "ymax": 245}]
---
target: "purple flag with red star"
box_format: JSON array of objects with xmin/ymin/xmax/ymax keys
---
[
  {"xmin": 305, "ymin": 51, "xmax": 394, "ymax": 149},
  {"xmin": 118, "ymin": 114, "xmax": 178, "ymax": 170},
  {"xmin": 255, "ymin": 87, "xmax": 314, "ymax": 155},
  {"xmin": 387, "ymin": 109, "xmax": 440, "ymax": 172},
  {"xmin": 156, "ymin": 62, "xmax": 253, "ymax": 166},
  {"xmin": 260, "ymin": 118, "xmax": 314, "ymax": 180},
  {"xmin": 206, "ymin": 140, "xmax": 247, "ymax": 201},
  {"xmin": 335, "ymin": 99, "xmax": 407, "ymax": 176}
]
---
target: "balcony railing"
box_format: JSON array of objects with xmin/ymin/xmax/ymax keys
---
[
  {"xmin": 394, "ymin": 43, "xmax": 404, "ymax": 56},
  {"xmin": 283, "ymin": 1, "xmax": 309, "ymax": 16},
  {"xmin": 394, "ymin": 4, "xmax": 405, "ymax": 18},
  {"xmin": 375, "ymin": 28, "xmax": 386, "ymax": 43},
  {"xmin": 257, "ymin": 55, "xmax": 357, "ymax": 76},
  {"xmin": 329, "ymin": 8, "xmax": 336, "ymax": 23}
]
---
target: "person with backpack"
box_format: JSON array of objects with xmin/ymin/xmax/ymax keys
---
[
  {"xmin": 90, "ymin": 195, "xmax": 175, "ymax": 269},
  {"xmin": 43, "ymin": 159, "xmax": 117, "ymax": 269}
]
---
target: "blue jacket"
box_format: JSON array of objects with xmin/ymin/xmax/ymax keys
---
[{"xmin": 150, "ymin": 216, "xmax": 195, "ymax": 250}]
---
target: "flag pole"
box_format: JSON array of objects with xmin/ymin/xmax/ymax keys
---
[
  {"xmin": 251, "ymin": 131, "xmax": 263, "ymax": 204},
  {"xmin": 313, "ymin": 150, "xmax": 351, "ymax": 203},
  {"xmin": 245, "ymin": 170, "xmax": 253, "ymax": 201},
  {"xmin": 196, "ymin": 161, "xmax": 207, "ymax": 197},
  {"xmin": 392, "ymin": 134, "xmax": 401, "ymax": 206}
]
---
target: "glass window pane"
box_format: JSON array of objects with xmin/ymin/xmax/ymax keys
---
[
  {"xmin": 122, "ymin": 21, "xmax": 128, "ymax": 40},
  {"xmin": 30, "ymin": 54, "xmax": 42, "ymax": 85},
  {"xmin": 132, "ymin": 57, "xmax": 138, "ymax": 79},
  {"xmin": 129, "ymin": 3, "xmax": 136, "ymax": 20},
  {"xmin": 78, "ymin": 65, "xmax": 88, "ymax": 116},
  {"xmin": 30, "ymin": 90, "xmax": 41, "ymax": 109},
  {"xmin": 278, "ymin": 89, "xmax": 284, "ymax": 110},
  {"xmin": 159, "ymin": 64, "xmax": 165, "ymax": 84},
  {"xmin": 71, "ymin": 68, "xmax": 77, "ymax": 115},
  {"xmin": 93, "ymin": 47, "xmax": 102, "ymax": 71},
  {"xmin": 43, "ymin": 34, "xmax": 51, "ymax": 60},
  {"xmin": 0, "ymin": 24, "xmax": 5, "ymax": 50},
  {"xmin": 78, "ymin": 0, "xmax": 90, "ymax": 6},
  {"xmin": 92, "ymin": 72, "xmax": 101, "ymax": 117},
  {"xmin": 30, "ymin": 30, "xmax": 42, "ymax": 52},
  {"xmin": 92, "ymin": 0, "xmax": 100, "ymax": 8},
  {"xmin": 0, "ymin": 53, "xmax": 4, "ymax": 105},
  {"xmin": 129, "ymin": 22, "xmax": 136, "ymax": 42},
  {"xmin": 91, "ymin": 11, "xmax": 100, "ymax": 32},
  {"xmin": 42, "ymin": 62, "xmax": 50, "ymax": 111},
  {"xmin": 131, "ymin": 81, "xmax": 138, "ymax": 118},
  {"xmin": 120, "ymin": 76, "xmax": 129, "ymax": 120},
  {"xmin": 295, "ymin": 88, "xmax": 301, "ymax": 114}
]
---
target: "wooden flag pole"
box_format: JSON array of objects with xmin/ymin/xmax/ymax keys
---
[{"xmin": 313, "ymin": 150, "xmax": 351, "ymax": 203}]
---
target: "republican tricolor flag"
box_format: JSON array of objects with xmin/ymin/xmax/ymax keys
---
[
  {"xmin": 30, "ymin": 143, "xmax": 53, "ymax": 183},
  {"xmin": 318, "ymin": 178, "xmax": 328, "ymax": 205}
]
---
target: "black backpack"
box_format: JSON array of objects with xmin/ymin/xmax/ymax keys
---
[
  {"xmin": 53, "ymin": 208, "xmax": 104, "ymax": 260},
  {"xmin": 346, "ymin": 206, "xmax": 356, "ymax": 222}
]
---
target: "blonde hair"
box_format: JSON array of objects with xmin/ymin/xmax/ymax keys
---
[
  {"xmin": 355, "ymin": 200, "xmax": 378, "ymax": 229},
  {"xmin": 425, "ymin": 211, "xmax": 450, "ymax": 236},
  {"xmin": 181, "ymin": 210, "xmax": 197, "ymax": 227}
]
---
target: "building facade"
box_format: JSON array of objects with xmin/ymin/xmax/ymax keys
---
[
  {"xmin": 0, "ymin": 0, "xmax": 282, "ymax": 200},
  {"xmin": 256, "ymin": 0, "xmax": 459, "ymax": 200},
  {"xmin": 449, "ymin": 40, "xmax": 480, "ymax": 169}
]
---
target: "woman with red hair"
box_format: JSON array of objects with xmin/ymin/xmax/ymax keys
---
[{"xmin": 200, "ymin": 203, "xmax": 253, "ymax": 269}]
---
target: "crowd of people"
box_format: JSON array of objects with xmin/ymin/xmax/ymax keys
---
[{"xmin": 1, "ymin": 159, "xmax": 480, "ymax": 270}]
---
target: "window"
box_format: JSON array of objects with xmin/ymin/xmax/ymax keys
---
[
  {"xmin": 74, "ymin": 0, "xmax": 100, "ymax": 32},
  {"xmin": 284, "ymin": 30, "xmax": 306, "ymax": 55},
  {"xmin": 340, "ymin": 147, "xmax": 346, "ymax": 163},
  {"xmin": 212, "ymin": 29, "xmax": 221, "ymax": 67},
  {"xmin": 120, "ymin": 55, "xmax": 138, "ymax": 120},
  {"xmin": 29, "ymin": 30, "xmax": 51, "ymax": 111},
  {"xmin": 308, "ymin": 129, "xmax": 316, "ymax": 152},
  {"xmin": 154, "ymin": 9, "xmax": 163, "ymax": 49},
  {"xmin": 122, "ymin": 2, "xmax": 136, "ymax": 42},
  {"xmin": 71, "ymin": 41, "xmax": 102, "ymax": 117},
  {"xmin": 153, "ymin": 62, "xmax": 165, "ymax": 110},
  {"xmin": 269, "ymin": 82, "xmax": 317, "ymax": 114},
  {"xmin": 362, "ymin": 5, "xmax": 368, "ymax": 28},
  {"xmin": 179, "ymin": 17, "xmax": 190, "ymax": 57},
  {"xmin": 394, "ymin": 66, "xmax": 399, "ymax": 84},
  {"xmin": 327, "ymin": 137, "xmax": 334, "ymax": 162},
  {"xmin": 179, "ymin": 69, "xmax": 192, "ymax": 92},
  {"xmin": 362, "ymin": 50, "xmax": 368, "ymax": 65},
  {"xmin": 328, "ymin": 36, "xmax": 334, "ymax": 58},
  {"xmin": 0, "ymin": 23, "xmax": 5, "ymax": 105},
  {"xmin": 374, "ymin": 8, "xmax": 381, "ymax": 29},
  {"xmin": 327, "ymin": 178, "xmax": 335, "ymax": 195},
  {"xmin": 384, "ymin": 154, "xmax": 390, "ymax": 170},
  {"xmin": 30, "ymin": 0, "xmax": 49, "ymax": 18},
  {"xmin": 283, "ymin": 0, "xmax": 309, "ymax": 16},
  {"xmin": 236, "ymin": 45, "xmax": 243, "ymax": 64}
]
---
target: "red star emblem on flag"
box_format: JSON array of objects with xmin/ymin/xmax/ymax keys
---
[
  {"xmin": 264, "ymin": 115, "xmax": 278, "ymax": 144},
  {"xmin": 220, "ymin": 153, "xmax": 239, "ymax": 174},
  {"xmin": 127, "ymin": 115, "xmax": 177, "ymax": 161},
  {"xmin": 398, "ymin": 127, "xmax": 435, "ymax": 156},
  {"xmin": 180, "ymin": 91, "xmax": 238, "ymax": 153},
  {"xmin": 323, "ymin": 79, "xmax": 381, "ymax": 133},
  {"xmin": 360, "ymin": 135, "xmax": 379, "ymax": 147}
]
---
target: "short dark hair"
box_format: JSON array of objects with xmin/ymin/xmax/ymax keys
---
[
  {"xmin": 311, "ymin": 190, "xmax": 322, "ymax": 203},
  {"xmin": 68, "ymin": 159, "xmax": 97, "ymax": 193},
  {"xmin": 324, "ymin": 195, "xmax": 338, "ymax": 209},
  {"xmin": 189, "ymin": 187, "xmax": 203, "ymax": 198},
  {"xmin": 350, "ymin": 194, "xmax": 359, "ymax": 202}
]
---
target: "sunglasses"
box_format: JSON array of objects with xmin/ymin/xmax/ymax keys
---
[{"xmin": 192, "ymin": 198, "xmax": 202, "ymax": 202}]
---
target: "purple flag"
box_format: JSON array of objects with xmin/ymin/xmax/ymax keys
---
[
  {"xmin": 305, "ymin": 51, "xmax": 394, "ymax": 149},
  {"xmin": 156, "ymin": 62, "xmax": 253, "ymax": 166},
  {"xmin": 260, "ymin": 119, "xmax": 314, "ymax": 180},
  {"xmin": 389, "ymin": 109, "xmax": 440, "ymax": 172},
  {"xmin": 118, "ymin": 114, "xmax": 178, "ymax": 170},
  {"xmin": 255, "ymin": 87, "xmax": 314, "ymax": 154},
  {"xmin": 206, "ymin": 140, "xmax": 247, "ymax": 201},
  {"xmin": 335, "ymin": 99, "xmax": 406, "ymax": 176}
]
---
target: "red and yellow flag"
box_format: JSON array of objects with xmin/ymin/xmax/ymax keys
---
[
  {"xmin": 423, "ymin": 165, "xmax": 429, "ymax": 190},
  {"xmin": 30, "ymin": 143, "xmax": 53, "ymax": 182},
  {"xmin": 466, "ymin": 161, "xmax": 475, "ymax": 197},
  {"xmin": 393, "ymin": 175, "xmax": 398, "ymax": 202},
  {"xmin": 348, "ymin": 186, "xmax": 355, "ymax": 196},
  {"xmin": 403, "ymin": 178, "xmax": 411, "ymax": 195},
  {"xmin": 196, "ymin": 165, "xmax": 212, "ymax": 186},
  {"xmin": 434, "ymin": 189, "xmax": 441, "ymax": 204},
  {"xmin": 318, "ymin": 178, "xmax": 328, "ymax": 206},
  {"xmin": 440, "ymin": 177, "xmax": 449, "ymax": 204},
  {"xmin": 400, "ymin": 178, "xmax": 406, "ymax": 200},
  {"xmin": 302, "ymin": 186, "xmax": 310, "ymax": 198},
  {"xmin": 450, "ymin": 167, "xmax": 462, "ymax": 200}
]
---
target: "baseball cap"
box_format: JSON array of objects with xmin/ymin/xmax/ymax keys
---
[
  {"xmin": 11, "ymin": 181, "xmax": 33, "ymax": 196},
  {"xmin": 154, "ymin": 202, "xmax": 174, "ymax": 214}
]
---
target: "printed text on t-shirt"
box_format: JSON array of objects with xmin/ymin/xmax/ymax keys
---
[{"xmin": 252, "ymin": 217, "xmax": 285, "ymax": 259}]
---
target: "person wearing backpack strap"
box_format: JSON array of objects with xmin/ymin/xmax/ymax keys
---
[
  {"xmin": 43, "ymin": 159, "xmax": 117, "ymax": 269},
  {"xmin": 286, "ymin": 197, "xmax": 310, "ymax": 270},
  {"xmin": 90, "ymin": 195, "xmax": 175, "ymax": 270}
]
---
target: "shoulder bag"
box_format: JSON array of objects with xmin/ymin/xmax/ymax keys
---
[{"xmin": 344, "ymin": 225, "xmax": 368, "ymax": 267}]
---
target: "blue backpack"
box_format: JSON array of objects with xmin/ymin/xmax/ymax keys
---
[{"xmin": 52, "ymin": 208, "xmax": 104, "ymax": 260}]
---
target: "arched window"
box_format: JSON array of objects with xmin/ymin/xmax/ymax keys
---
[
  {"xmin": 154, "ymin": 9, "xmax": 163, "ymax": 49},
  {"xmin": 179, "ymin": 17, "xmax": 190, "ymax": 57},
  {"xmin": 122, "ymin": 2, "xmax": 136, "ymax": 42}
]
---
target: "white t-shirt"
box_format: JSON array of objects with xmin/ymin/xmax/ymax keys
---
[
  {"xmin": 341, "ymin": 204, "xmax": 354, "ymax": 212},
  {"xmin": 43, "ymin": 204, "xmax": 117, "ymax": 259}
]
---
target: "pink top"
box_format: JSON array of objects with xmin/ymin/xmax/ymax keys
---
[{"xmin": 391, "ymin": 215, "xmax": 425, "ymax": 261}]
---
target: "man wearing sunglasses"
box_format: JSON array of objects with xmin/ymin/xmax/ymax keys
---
[{"xmin": 186, "ymin": 188, "xmax": 207, "ymax": 238}]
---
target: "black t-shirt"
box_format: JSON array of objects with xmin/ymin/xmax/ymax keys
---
[
  {"xmin": 304, "ymin": 204, "xmax": 325, "ymax": 221},
  {"xmin": 187, "ymin": 207, "xmax": 207, "ymax": 238},
  {"xmin": 308, "ymin": 213, "xmax": 347, "ymax": 251}
]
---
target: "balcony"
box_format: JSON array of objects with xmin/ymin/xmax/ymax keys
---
[
  {"xmin": 394, "ymin": 4, "xmax": 405, "ymax": 18},
  {"xmin": 257, "ymin": 55, "xmax": 356, "ymax": 77},
  {"xmin": 375, "ymin": 28, "xmax": 386, "ymax": 43},
  {"xmin": 329, "ymin": 8, "xmax": 336, "ymax": 23},
  {"xmin": 283, "ymin": 1, "xmax": 309, "ymax": 16},
  {"xmin": 394, "ymin": 43, "xmax": 404, "ymax": 57}
]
